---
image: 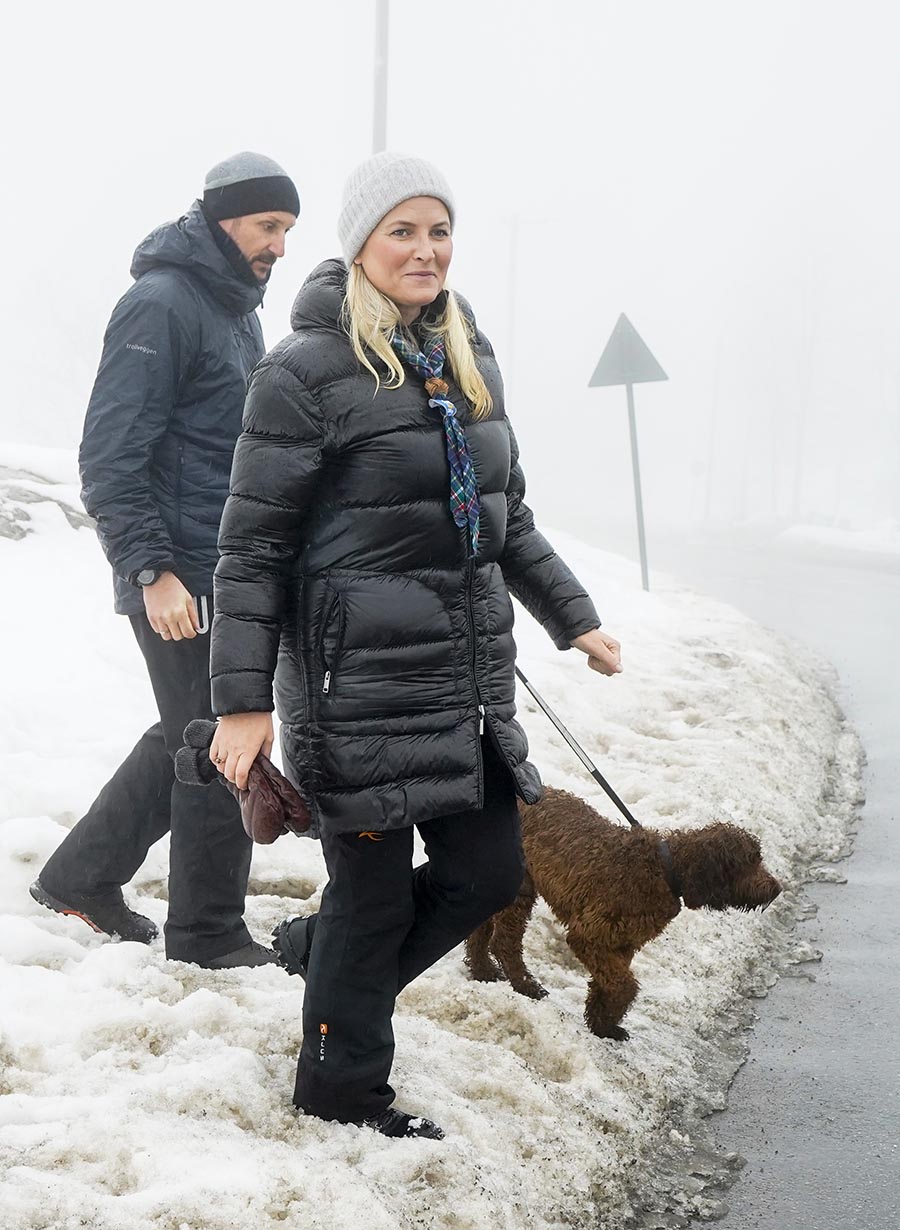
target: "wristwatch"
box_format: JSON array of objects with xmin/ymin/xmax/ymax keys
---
[{"xmin": 135, "ymin": 568, "xmax": 164, "ymax": 587}]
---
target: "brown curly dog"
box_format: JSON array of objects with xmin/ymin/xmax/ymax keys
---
[{"xmin": 465, "ymin": 787, "xmax": 781, "ymax": 1040}]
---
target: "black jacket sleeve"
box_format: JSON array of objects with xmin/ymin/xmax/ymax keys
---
[
  {"xmin": 210, "ymin": 359, "xmax": 328, "ymax": 715},
  {"xmin": 78, "ymin": 281, "xmax": 193, "ymax": 583},
  {"xmin": 498, "ymin": 418, "xmax": 601, "ymax": 649}
]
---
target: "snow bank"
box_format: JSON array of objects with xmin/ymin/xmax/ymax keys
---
[{"xmin": 0, "ymin": 447, "xmax": 862, "ymax": 1230}]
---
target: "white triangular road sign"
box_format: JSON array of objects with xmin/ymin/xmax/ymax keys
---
[{"xmin": 589, "ymin": 314, "xmax": 668, "ymax": 387}]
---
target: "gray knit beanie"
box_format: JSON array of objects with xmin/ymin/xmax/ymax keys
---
[
  {"xmin": 203, "ymin": 151, "xmax": 300, "ymax": 221},
  {"xmin": 337, "ymin": 151, "xmax": 455, "ymax": 267}
]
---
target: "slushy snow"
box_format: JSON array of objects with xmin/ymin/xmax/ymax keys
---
[{"xmin": 0, "ymin": 447, "xmax": 862, "ymax": 1230}]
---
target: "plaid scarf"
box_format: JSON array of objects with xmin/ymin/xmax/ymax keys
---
[{"xmin": 390, "ymin": 329, "xmax": 481, "ymax": 554}]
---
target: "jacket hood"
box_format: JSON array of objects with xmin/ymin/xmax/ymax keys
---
[
  {"xmin": 290, "ymin": 258, "xmax": 347, "ymax": 332},
  {"xmin": 289, "ymin": 257, "xmax": 456, "ymax": 335},
  {"xmin": 130, "ymin": 201, "xmax": 265, "ymax": 317}
]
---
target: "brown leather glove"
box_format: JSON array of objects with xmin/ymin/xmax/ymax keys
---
[{"xmin": 175, "ymin": 719, "xmax": 311, "ymax": 843}]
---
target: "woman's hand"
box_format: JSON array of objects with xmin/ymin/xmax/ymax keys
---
[
  {"xmin": 571, "ymin": 628, "xmax": 622, "ymax": 676},
  {"xmin": 210, "ymin": 712, "xmax": 274, "ymax": 790},
  {"xmin": 143, "ymin": 572, "xmax": 199, "ymax": 641}
]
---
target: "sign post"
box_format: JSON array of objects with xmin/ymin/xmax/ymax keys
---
[
  {"xmin": 589, "ymin": 314, "xmax": 668, "ymax": 591},
  {"xmin": 372, "ymin": 0, "xmax": 389, "ymax": 153}
]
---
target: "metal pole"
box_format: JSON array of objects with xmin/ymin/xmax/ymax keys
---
[
  {"xmin": 626, "ymin": 382, "xmax": 650, "ymax": 591},
  {"xmin": 505, "ymin": 214, "xmax": 519, "ymax": 407},
  {"xmin": 704, "ymin": 342, "xmax": 720, "ymax": 522},
  {"xmin": 372, "ymin": 0, "xmax": 389, "ymax": 153}
]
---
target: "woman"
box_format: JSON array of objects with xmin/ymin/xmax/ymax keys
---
[{"xmin": 208, "ymin": 152, "xmax": 621, "ymax": 1140}]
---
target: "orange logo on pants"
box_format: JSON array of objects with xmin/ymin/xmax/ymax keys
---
[
  {"xmin": 358, "ymin": 831, "xmax": 384, "ymax": 841},
  {"xmin": 320, "ymin": 1023, "xmax": 328, "ymax": 1035}
]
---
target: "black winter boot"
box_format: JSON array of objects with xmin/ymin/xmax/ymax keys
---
[
  {"xmin": 29, "ymin": 878, "xmax": 158, "ymax": 944},
  {"xmin": 272, "ymin": 915, "xmax": 314, "ymax": 979},
  {"xmin": 361, "ymin": 1108, "xmax": 445, "ymax": 1140},
  {"xmin": 195, "ymin": 941, "xmax": 280, "ymax": 969}
]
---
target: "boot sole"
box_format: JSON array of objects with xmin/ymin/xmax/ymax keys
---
[
  {"xmin": 271, "ymin": 917, "xmax": 310, "ymax": 979},
  {"xmin": 30, "ymin": 880, "xmax": 105, "ymax": 932},
  {"xmin": 29, "ymin": 880, "xmax": 158, "ymax": 943},
  {"xmin": 361, "ymin": 1111, "xmax": 445, "ymax": 1140}
]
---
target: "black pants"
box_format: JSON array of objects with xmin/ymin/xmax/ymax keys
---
[
  {"xmin": 40, "ymin": 612, "xmax": 252, "ymax": 961},
  {"xmin": 293, "ymin": 739, "xmax": 525, "ymax": 1122}
]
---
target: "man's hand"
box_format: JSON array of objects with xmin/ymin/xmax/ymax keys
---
[
  {"xmin": 571, "ymin": 628, "xmax": 622, "ymax": 676},
  {"xmin": 143, "ymin": 572, "xmax": 199, "ymax": 641},
  {"xmin": 210, "ymin": 712, "xmax": 275, "ymax": 791}
]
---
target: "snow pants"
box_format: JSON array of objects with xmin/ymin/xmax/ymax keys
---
[
  {"xmin": 40, "ymin": 611, "xmax": 252, "ymax": 961},
  {"xmin": 293, "ymin": 737, "xmax": 525, "ymax": 1122}
]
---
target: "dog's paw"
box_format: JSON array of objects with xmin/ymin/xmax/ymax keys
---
[
  {"xmin": 587, "ymin": 1020, "xmax": 630, "ymax": 1041},
  {"xmin": 467, "ymin": 962, "xmax": 505, "ymax": 983},
  {"xmin": 511, "ymin": 978, "xmax": 549, "ymax": 1000},
  {"xmin": 604, "ymin": 1025, "xmax": 630, "ymax": 1042}
]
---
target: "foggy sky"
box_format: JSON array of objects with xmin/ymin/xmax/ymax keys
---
[{"xmin": 3, "ymin": 0, "xmax": 898, "ymax": 541}]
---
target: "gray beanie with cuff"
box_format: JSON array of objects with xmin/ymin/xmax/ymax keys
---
[
  {"xmin": 203, "ymin": 151, "xmax": 300, "ymax": 221},
  {"xmin": 337, "ymin": 151, "xmax": 455, "ymax": 267}
]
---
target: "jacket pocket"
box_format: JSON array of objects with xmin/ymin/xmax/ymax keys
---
[{"xmin": 317, "ymin": 586, "xmax": 347, "ymax": 696}]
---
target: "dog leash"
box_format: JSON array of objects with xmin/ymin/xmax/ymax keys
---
[
  {"xmin": 515, "ymin": 666, "xmax": 640, "ymax": 826},
  {"xmin": 514, "ymin": 665, "xmax": 682, "ymax": 900}
]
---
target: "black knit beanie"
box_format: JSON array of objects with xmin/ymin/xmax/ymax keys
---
[{"xmin": 202, "ymin": 151, "xmax": 300, "ymax": 221}]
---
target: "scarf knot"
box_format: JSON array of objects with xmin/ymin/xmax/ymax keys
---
[{"xmin": 391, "ymin": 330, "xmax": 481, "ymax": 553}]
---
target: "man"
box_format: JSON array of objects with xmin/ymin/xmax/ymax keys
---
[{"xmin": 31, "ymin": 153, "xmax": 300, "ymax": 968}]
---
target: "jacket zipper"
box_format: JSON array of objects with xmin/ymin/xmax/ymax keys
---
[
  {"xmin": 319, "ymin": 589, "xmax": 346, "ymax": 695},
  {"xmin": 174, "ymin": 443, "xmax": 184, "ymax": 538},
  {"xmin": 238, "ymin": 317, "xmax": 261, "ymax": 376},
  {"xmin": 464, "ymin": 547, "xmax": 485, "ymax": 796}
]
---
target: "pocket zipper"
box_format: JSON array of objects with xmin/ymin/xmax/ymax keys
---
[{"xmin": 319, "ymin": 590, "xmax": 346, "ymax": 694}]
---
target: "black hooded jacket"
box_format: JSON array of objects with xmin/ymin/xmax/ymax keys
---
[
  {"xmin": 210, "ymin": 259, "xmax": 600, "ymax": 836},
  {"xmin": 79, "ymin": 201, "xmax": 266, "ymax": 614}
]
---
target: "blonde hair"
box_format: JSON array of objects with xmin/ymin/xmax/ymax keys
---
[{"xmin": 341, "ymin": 263, "xmax": 493, "ymax": 420}]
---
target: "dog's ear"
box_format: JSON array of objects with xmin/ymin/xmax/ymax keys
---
[
  {"xmin": 678, "ymin": 823, "xmax": 763, "ymax": 908},
  {"xmin": 710, "ymin": 823, "xmax": 762, "ymax": 872},
  {"xmin": 731, "ymin": 825, "xmax": 761, "ymax": 863}
]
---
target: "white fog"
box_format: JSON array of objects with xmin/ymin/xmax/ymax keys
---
[
  {"xmin": 1, "ymin": 4, "xmax": 898, "ymax": 1229},
  {"xmin": 3, "ymin": 0, "xmax": 898, "ymax": 542}
]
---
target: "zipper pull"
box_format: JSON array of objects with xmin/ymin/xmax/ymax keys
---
[
  {"xmin": 478, "ymin": 704, "xmax": 485, "ymax": 735},
  {"xmin": 323, "ymin": 671, "xmax": 332, "ymax": 694}
]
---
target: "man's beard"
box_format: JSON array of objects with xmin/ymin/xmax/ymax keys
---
[{"xmin": 253, "ymin": 254, "xmax": 276, "ymax": 283}]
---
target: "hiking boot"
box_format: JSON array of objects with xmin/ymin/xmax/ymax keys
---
[
  {"xmin": 196, "ymin": 940, "xmax": 280, "ymax": 969},
  {"xmin": 361, "ymin": 1108, "xmax": 444, "ymax": 1140},
  {"xmin": 29, "ymin": 878, "xmax": 158, "ymax": 944},
  {"xmin": 271, "ymin": 915, "xmax": 313, "ymax": 979}
]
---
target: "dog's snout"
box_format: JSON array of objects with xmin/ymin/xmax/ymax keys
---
[{"xmin": 759, "ymin": 876, "xmax": 782, "ymax": 910}]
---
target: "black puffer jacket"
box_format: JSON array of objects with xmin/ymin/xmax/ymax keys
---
[
  {"xmin": 79, "ymin": 201, "xmax": 265, "ymax": 614},
  {"xmin": 211, "ymin": 259, "xmax": 600, "ymax": 835}
]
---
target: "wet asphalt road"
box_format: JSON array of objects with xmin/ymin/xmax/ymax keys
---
[{"xmin": 625, "ymin": 529, "xmax": 900, "ymax": 1230}]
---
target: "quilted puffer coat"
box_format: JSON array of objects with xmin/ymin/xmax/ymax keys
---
[
  {"xmin": 210, "ymin": 259, "xmax": 600, "ymax": 836},
  {"xmin": 79, "ymin": 201, "xmax": 266, "ymax": 614}
]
